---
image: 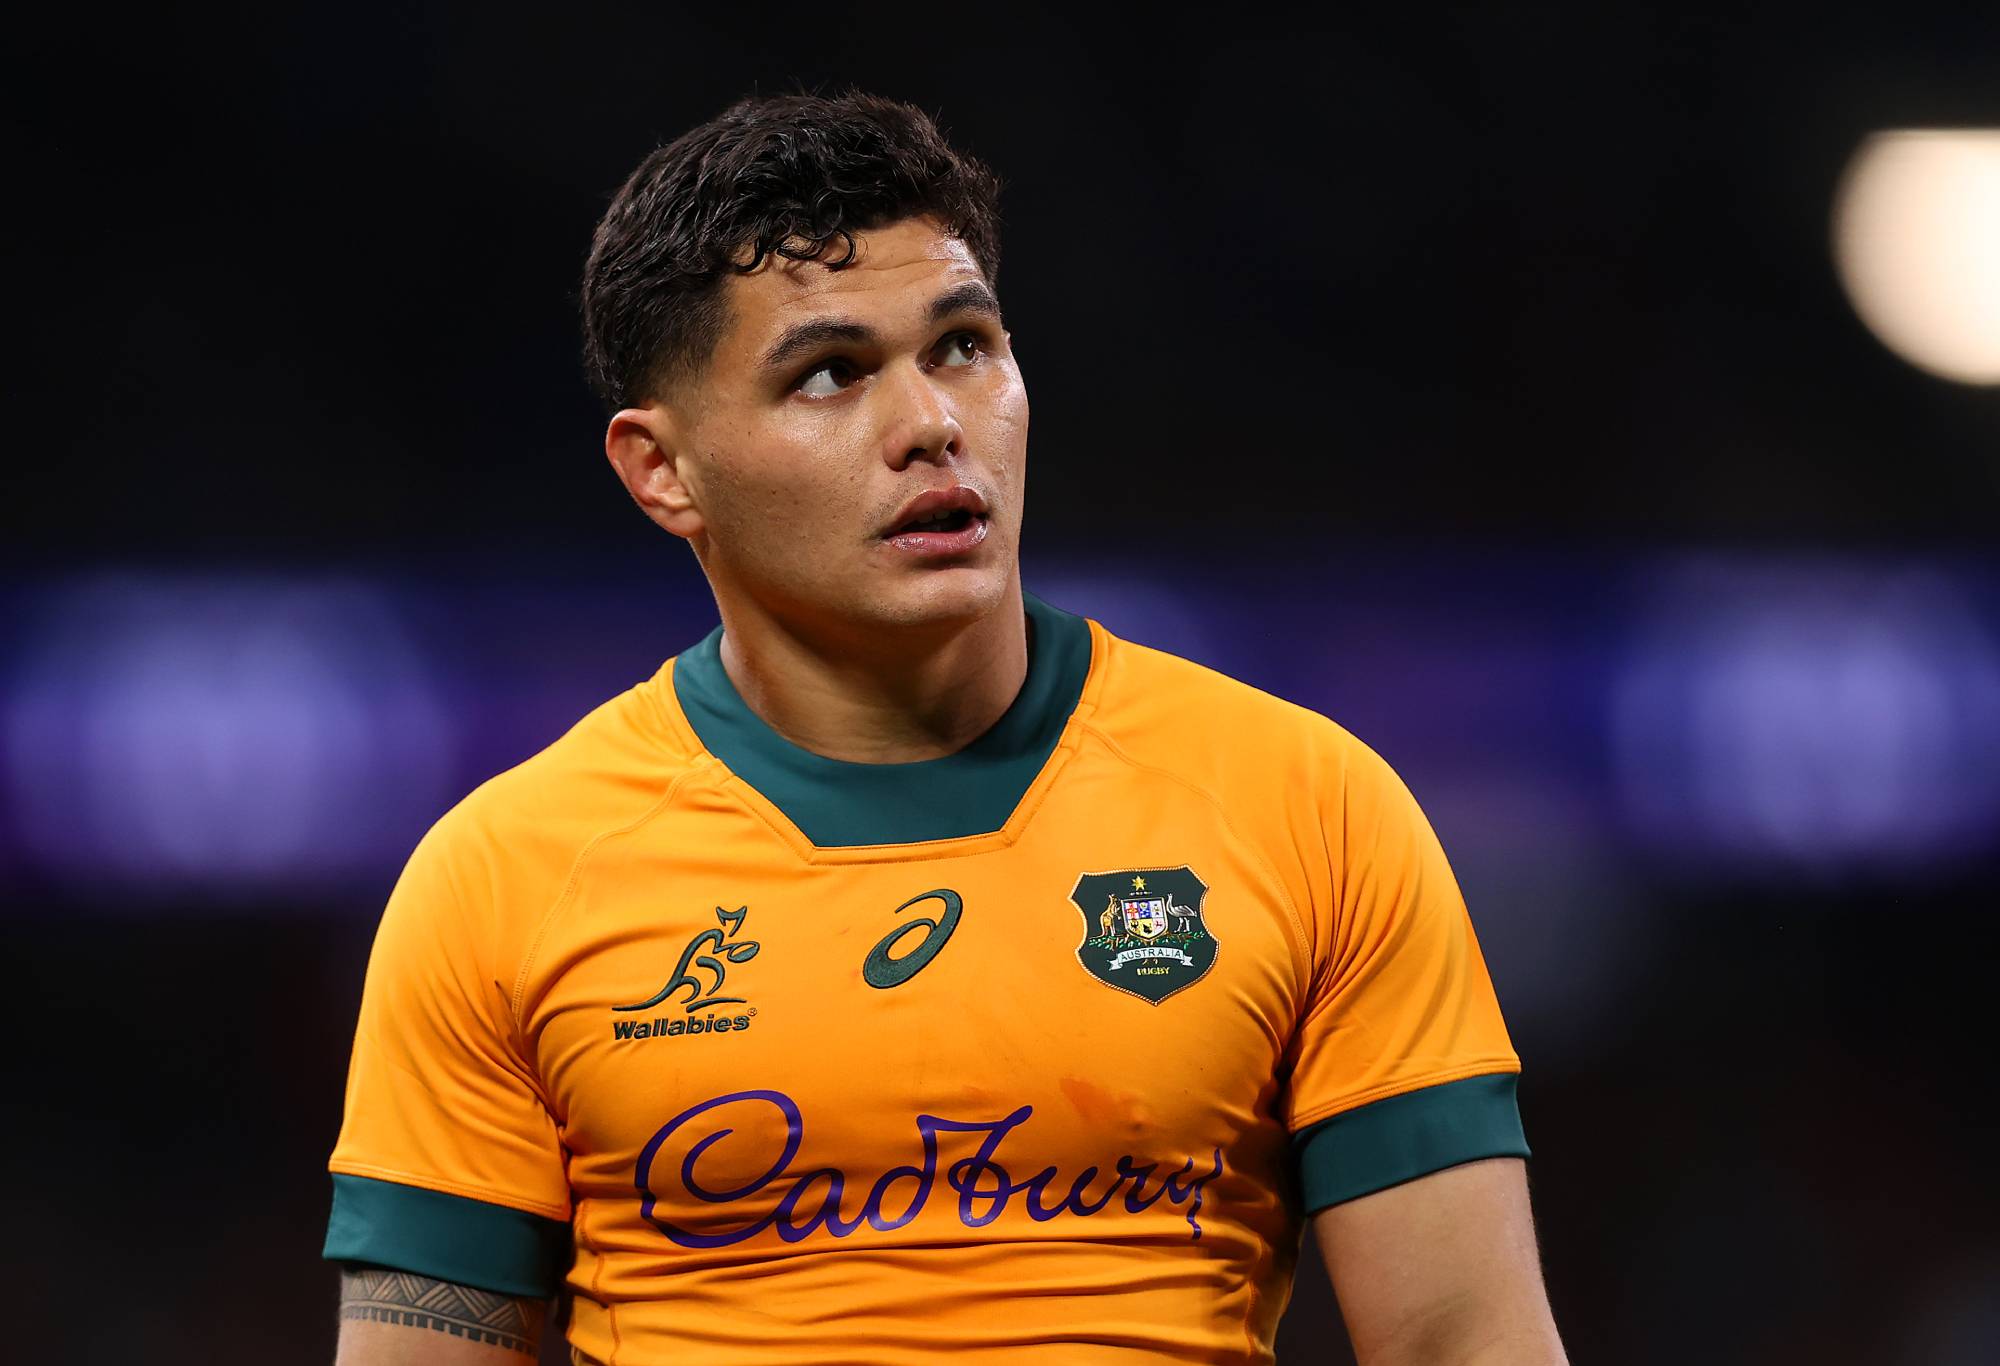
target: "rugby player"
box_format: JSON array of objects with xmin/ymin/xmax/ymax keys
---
[{"xmin": 325, "ymin": 89, "xmax": 1569, "ymax": 1365}]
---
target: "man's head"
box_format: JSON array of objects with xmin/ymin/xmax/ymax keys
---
[{"xmin": 585, "ymin": 92, "xmax": 1026, "ymax": 645}]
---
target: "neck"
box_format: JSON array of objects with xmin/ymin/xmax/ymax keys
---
[{"xmin": 711, "ymin": 582, "xmax": 1031, "ymax": 763}]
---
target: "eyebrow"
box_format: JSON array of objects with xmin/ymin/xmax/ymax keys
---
[
  {"xmin": 759, "ymin": 319, "xmax": 872, "ymax": 376},
  {"xmin": 757, "ymin": 281, "xmax": 1005, "ymax": 376},
  {"xmin": 926, "ymin": 280, "xmax": 1003, "ymax": 328}
]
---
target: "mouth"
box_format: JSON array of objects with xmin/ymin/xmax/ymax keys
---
[
  {"xmin": 881, "ymin": 485, "xmax": 992, "ymax": 556},
  {"xmin": 894, "ymin": 507, "xmax": 980, "ymax": 535}
]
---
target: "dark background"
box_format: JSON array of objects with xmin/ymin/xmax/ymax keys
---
[{"xmin": 6, "ymin": 4, "xmax": 1998, "ymax": 1363}]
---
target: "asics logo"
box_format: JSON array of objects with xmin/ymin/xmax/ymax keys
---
[{"xmin": 862, "ymin": 889, "xmax": 963, "ymax": 989}]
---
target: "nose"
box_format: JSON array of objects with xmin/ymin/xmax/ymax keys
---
[{"xmin": 881, "ymin": 361, "xmax": 963, "ymax": 470}]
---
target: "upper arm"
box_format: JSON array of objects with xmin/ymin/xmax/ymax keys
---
[
  {"xmin": 324, "ymin": 815, "xmax": 572, "ymax": 1332},
  {"xmin": 1284, "ymin": 733, "xmax": 1528, "ymax": 1199},
  {"xmin": 1283, "ymin": 734, "xmax": 1555, "ymax": 1360},
  {"xmin": 335, "ymin": 1266, "xmax": 548, "ymax": 1365},
  {"xmin": 1312, "ymin": 1157, "xmax": 1565, "ymax": 1366}
]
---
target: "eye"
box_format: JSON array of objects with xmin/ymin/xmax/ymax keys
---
[
  {"xmin": 936, "ymin": 332, "xmax": 981, "ymax": 368},
  {"xmin": 796, "ymin": 358, "xmax": 856, "ymax": 398}
]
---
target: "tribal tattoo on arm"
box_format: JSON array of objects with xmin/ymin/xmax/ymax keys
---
[{"xmin": 338, "ymin": 1266, "xmax": 548, "ymax": 1357}]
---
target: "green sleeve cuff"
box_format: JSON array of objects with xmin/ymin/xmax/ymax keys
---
[
  {"xmin": 1291, "ymin": 1072, "xmax": 1530, "ymax": 1213},
  {"xmin": 324, "ymin": 1173, "xmax": 571, "ymax": 1298}
]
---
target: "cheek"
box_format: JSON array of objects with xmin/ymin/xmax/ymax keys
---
[
  {"xmin": 974, "ymin": 369, "xmax": 1030, "ymax": 466},
  {"xmin": 701, "ymin": 433, "xmax": 867, "ymax": 559}
]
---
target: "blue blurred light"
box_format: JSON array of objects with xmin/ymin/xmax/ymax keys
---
[
  {"xmin": 1611, "ymin": 561, "xmax": 2000, "ymax": 875},
  {"xmin": 3, "ymin": 576, "xmax": 455, "ymax": 898},
  {"xmin": 4, "ymin": 552, "xmax": 1996, "ymax": 904}
]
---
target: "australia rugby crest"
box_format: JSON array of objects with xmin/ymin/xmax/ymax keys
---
[{"xmin": 1069, "ymin": 866, "xmax": 1218, "ymax": 1004}]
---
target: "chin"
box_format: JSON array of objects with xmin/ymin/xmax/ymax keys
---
[{"xmin": 860, "ymin": 565, "xmax": 1014, "ymax": 633}]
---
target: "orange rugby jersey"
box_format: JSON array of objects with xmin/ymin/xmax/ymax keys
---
[{"xmin": 325, "ymin": 594, "xmax": 1527, "ymax": 1365}]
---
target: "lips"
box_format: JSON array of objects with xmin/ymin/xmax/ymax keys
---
[
  {"xmin": 883, "ymin": 485, "xmax": 990, "ymax": 539},
  {"xmin": 881, "ymin": 485, "xmax": 992, "ymax": 557}
]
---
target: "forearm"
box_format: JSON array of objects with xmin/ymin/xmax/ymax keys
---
[
  {"xmin": 1368, "ymin": 1323, "xmax": 1568, "ymax": 1366},
  {"xmin": 335, "ymin": 1266, "xmax": 548, "ymax": 1364},
  {"xmin": 1455, "ymin": 1341, "xmax": 1569, "ymax": 1366}
]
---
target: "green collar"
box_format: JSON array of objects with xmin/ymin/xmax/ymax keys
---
[{"xmin": 673, "ymin": 594, "xmax": 1093, "ymax": 848}]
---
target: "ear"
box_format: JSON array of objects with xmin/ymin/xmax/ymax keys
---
[{"xmin": 605, "ymin": 405, "xmax": 704, "ymax": 540}]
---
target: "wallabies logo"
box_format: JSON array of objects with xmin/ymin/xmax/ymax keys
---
[{"xmin": 612, "ymin": 906, "xmax": 761, "ymax": 1042}]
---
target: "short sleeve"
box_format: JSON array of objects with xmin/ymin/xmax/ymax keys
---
[
  {"xmin": 1284, "ymin": 736, "xmax": 1529, "ymax": 1212},
  {"xmin": 324, "ymin": 817, "xmax": 571, "ymax": 1296}
]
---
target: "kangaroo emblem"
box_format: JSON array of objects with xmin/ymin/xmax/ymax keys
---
[{"xmin": 615, "ymin": 906, "xmax": 760, "ymax": 1013}]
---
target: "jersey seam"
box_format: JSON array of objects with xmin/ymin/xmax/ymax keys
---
[
  {"xmin": 510, "ymin": 762, "xmax": 708, "ymax": 1026},
  {"xmin": 354, "ymin": 1018, "xmax": 551, "ymax": 1114},
  {"xmin": 1286, "ymin": 1060, "xmax": 1523, "ymax": 1134},
  {"xmin": 1073, "ymin": 716, "xmax": 1315, "ymax": 1003},
  {"xmin": 426, "ymin": 828, "xmax": 547, "ymax": 1110},
  {"xmin": 328, "ymin": 1160, "xmax": 572, "ymax": 1222}
]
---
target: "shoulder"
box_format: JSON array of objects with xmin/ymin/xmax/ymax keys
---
[
  {"xmin": 405, "ymin": 660, "xmax": 706, "ymax": 920},
  {"xmin": 1080, "ymin": 623, "xmax": 1382, "ymax": 800}
]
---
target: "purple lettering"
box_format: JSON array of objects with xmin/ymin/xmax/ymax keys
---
[
  {"xmin": 1117, "ymin": 1157, "xmax": 1167, "ymax": 1214},
  {"xmin": 1166, "ymin": 1147, "xmax": 1226, "ymax": 1239},
  {"xmin": 1022, "ymin": 1163, "xmax": 1124, "ymax": 1221},
  {"xmin": 635, "ymin": 1090, "xmax": 800, "ymax": 1249},
  {"xmin": 862, "ymin": 1129, "xmax": 938, "ymax": 1233},
  {"xmin": 634, "ymin": 1089, "xmax": 1226, "ymax": 1250},
  {"xmin": 775, "ymin": 1167, "xmax": 863, "ymax": 1242},
  {"xmin": 933, "ymin": 1107, "xmax": 1032, "ymax": 1228}
]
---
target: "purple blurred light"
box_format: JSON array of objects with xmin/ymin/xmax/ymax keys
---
[
  {"xmin": 6, "ymin": 551, "xmax": 1996, "ymax": 905},
  {"xmin": 1611, "ymin": 562, "xmax": 2000, "ymax": 875},
  {"xmin": 4, "ymin": 576, "xmax": 455, "ymax": 898}
]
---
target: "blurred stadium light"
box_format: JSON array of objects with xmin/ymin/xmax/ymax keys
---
[
  {"xmin": 1611, "ymin": 559, "xmax": 2000, "ymax": 876},
  {"xmin": 1834, "ymin": 129, "xmax": 2000, "ymax": 385},
  {"xmin": 4, "ymin": 554, "xmax": 1998, "ymax": 901},
  {"xmin": 2, "ymin": 576, "xmax": 456, "ymax": 898}
]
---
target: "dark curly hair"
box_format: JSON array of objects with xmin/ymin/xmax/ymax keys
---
[{"xmin": 581, "ymin": 90, "xmax": 1004, "ymax": 412}]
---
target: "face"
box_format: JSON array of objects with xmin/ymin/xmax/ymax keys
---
[{"xmin": 610, "ymin": 217, "xmax": 1028, "ymax": 644}]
